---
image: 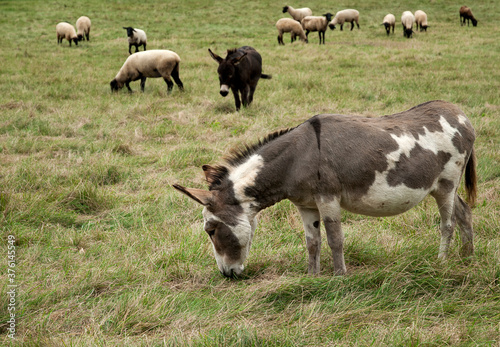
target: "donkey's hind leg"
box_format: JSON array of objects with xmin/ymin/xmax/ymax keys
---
[
  {"xmin": 432, "ymin": 192, "xmax": 456, "ymax": 259},
  {"xmin": 297, "ymin": 206, "xmax": 321, "ymax": 274},
  {"xmin": 454, "ymin": 195, "xmax": 474, "ymax": 257},
  {"xmin": 317, "ymin": 198, "xmax": 346, "ymax": 275}
]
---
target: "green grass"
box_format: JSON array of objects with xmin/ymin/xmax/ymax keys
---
[{"xmin": 1, "ymin": 0, "xmax": 499, "ymax": 345}]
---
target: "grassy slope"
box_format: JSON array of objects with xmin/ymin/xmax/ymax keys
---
[{"xmin": 0, "ymin": 0, "xmax": 499, "ymax": 345}]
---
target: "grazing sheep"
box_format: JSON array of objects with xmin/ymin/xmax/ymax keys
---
[
  {"xmin": 460, "ymin": 6, "xmax": 477, "ymax": 27},
  {"xmin": 328, "ymin": 9, "xmax": 360, "ymax": 31},
  {"xmin": 76, "ymin": 16, "xmax": 91, "ymax": 41},
  {"xmin": 282, "ymin": 5, "xmax": 312, "ymax": 22},
  {"xmin": 56, "ymin": 22, "xmax": 78, "ymax": 46},
  {"xmin": 123, "ymin": 27, "xmax": 147, "ymax": 54},
  {"xmin": 110, "ymin": 50, "xmax": 183, "ymax": 93},
  {"xmin": 382, "ymin": 14, "xmax": 395, "ymax": 35},
  {"xmin": 401, "ymin": 11, "xmax": 415, "ymax": 38},
  {"xmin": 276, "ymin": 18, "xmax": 308, "ymax": 45},
  {"xmin": 414, "ymin": 10, "xmax": 428, "ymax": 32},
  {"xmin": 301, "ymin": 13, "xmax": 333, "ymax": 44}
]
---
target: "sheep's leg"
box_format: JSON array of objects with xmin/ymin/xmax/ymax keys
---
[
  {"xmin": 171, "ymin": 67, "xmax": 184, "ymax": 91},
  {"xmin": 140, "ymin": 77, "xmax": 147, "ymax": 92},
  {"xmin": 356, "ymin": 21, "xmax": 360, "ymax": 29},
  {"xmin": 135, "ymin": 44, "xmax": 139, "ymax": 53},
  {"xmin": 128, "ymin": 44, "xmax": 132, "ymax": 55},
  {"xmin": 143, "ymin": 43, "xmax": 147, "ymax": 51},
  {"xmin": 231, "ymin": 86, "xmax": 241, "ymax": 111},
  {"xmin": 125, "ymin": 82, "xmax": 133, "ymax": 93},
  {"xmin": 86, "ymin": 30, "xmax": 90, "ymax": 41},
  {"xmin": 350, "ymin": 21, "xmax": 354, "ymax": 31},
  {"xmin": 163, "ymin": 77, "xmax": 174, "ymax": 94}
]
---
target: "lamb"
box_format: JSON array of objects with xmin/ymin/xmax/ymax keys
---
[
  {"xmin": 382, "ymin": 14, "xmax": 395, "ymax": 35},
  {"xmin": 76, "ymin": 16, "xmax": 91, "ymax": 41},
  {"xmin": 460, "ymin": 6, "xmax": 478, "ymax": 27},
  {"xmin": 301, "ymin": 13, "xmax": 333, "ymax": 44},
  {"xmin": 282, "ymin": 5, "xmax": 312, "ymax": 22},
  {"xmin": 328, "ymin": 9, "xmax": 360, "ymax": 31},
  {"xmin": 110, "ymin": 50, "xmax": 183, "ymax": 93},
  {"xmin": 414, "ymin": 10, "xmax": 428, "ymax": 32},
  {"xmin": 56, "ymin": 22, "xmax": 78, "ymax": 46},
  {"xmin": 123, "ymin": 27, "xmax": 147, "ymax": 54},
  {"xmin": 276, "ymin": 18, "xmax": 308, "ymax": 45},
  {"xmin": 401, "ymin": 11, "xmax": 415, "ymax": 38}
]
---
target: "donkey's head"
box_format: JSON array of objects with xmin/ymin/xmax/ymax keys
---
[
  {"xmin": 173, "ymin": 165, "xmax": 257, "ymax": 277},
  {"xmin": 208, "ymin": 48, "xmax": 247, "ymax": 97}
]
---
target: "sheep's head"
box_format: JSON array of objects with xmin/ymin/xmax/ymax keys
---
[
  {"xmin": 123, "ymin": 27, "xmax": 135, "ymax": 37},
  {"xmin": 282, "ymin": 6, "xmax": 289, "ymax": 13},
  {"xmin": 73, "ymin": 38, "xmax": 79, "ymax": 45},
  {"xmin": 323, "ymin": 13, "xmax": 333, "ymax": 22},
  {"xmin": 472, "ymin": 19, "xmax": 478, "ymax": 27},
  {"xmin": 77, "ymin": 34, "xmax": 84, "ymax": 41},
  {"xmin": 110, "ymin": 79, "xmax": 123, "ymax": 92}
]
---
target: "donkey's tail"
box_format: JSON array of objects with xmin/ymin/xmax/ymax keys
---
[
  {"xmin": 464, "ymin": 147, "xmax": 477, "ymax": 207},
  {"xmin": 261, "ymin": 73, "xmax": 272, "ymax": 79}
]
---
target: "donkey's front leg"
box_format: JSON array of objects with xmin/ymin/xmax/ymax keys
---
[
  {"xmin": 318, "ymin": 198, "xmax": 346, "ymax": 275},
  {"xmin": 297, "ymin": 206, "xmax": 321, "ymax": 274}
]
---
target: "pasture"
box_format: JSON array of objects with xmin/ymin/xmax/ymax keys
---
[{"xmin": 0, "ymin": 0, "xmax": 499, "ymax": 345}]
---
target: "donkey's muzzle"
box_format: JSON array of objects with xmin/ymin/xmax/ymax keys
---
[{"xmin": 219, "ymin": 84, "xmax": 229, "ymax": 97}]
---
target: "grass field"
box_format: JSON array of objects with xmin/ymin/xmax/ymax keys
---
[{"xmin": 1, "ymin": 0, "xmax": 499, "ymax": 345}]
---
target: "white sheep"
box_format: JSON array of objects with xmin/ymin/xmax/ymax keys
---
[
  {"xmin": 282, "ymin": 5, "xmax": 312, "ymax": 22},
  {"xmin": 382, "ymin": 14, "xmax": 395, "ymax": 35},
  {"xmin": 56, "ymin": 22, "xmax": 79, "ymax": 46},
  {"xmin": 276, "ymin": 18, "xmax": 308, "ymax": 45},
  {"xmin": 76, "ymin": 16, "xmax": 91, "ymax": 41},
  {"xmin": 328, "ymin": 9, "xmax": 360, "ymax": 31},
  {"xmin": 110, "ymin": 50, "xmax": 184, "ymax": 93},
  {"xmin": 401, "ymin": 11, "xmax": 415, "ymax": 38},
  {"xmin": 123, "ymin": 27, "xmax": 147, "ymax": 55},
  {"xmin": 414, "ymin": 10, "xmax": 428, "ymax": 32},
  {"xmin": 301, "ymin": 13, "xmax": 333, "ymax": 44}
]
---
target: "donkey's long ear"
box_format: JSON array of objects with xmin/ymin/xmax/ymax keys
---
[
  {"xmin": 202, "ymin": 165, "xmax": 227, "ymax": 186},
  {"xmin": 172, "ymin": 184, "xmax": 213, "ymax": 206},
  {"xmin": 208, "ymin": 49, "xmax": 223, "ymax": 63},
  {"xmin": 232, "ymin": 52, "xmax": 247, "ymax": 65}
]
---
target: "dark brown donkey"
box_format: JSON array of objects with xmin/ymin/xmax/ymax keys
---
[
  {"xmin": 208, "ymin": 46, "xmax": 272, "ymax": 111},
  {"xmin": 174, "ymin": 101, "xmax": 477, "ymax": 277}
]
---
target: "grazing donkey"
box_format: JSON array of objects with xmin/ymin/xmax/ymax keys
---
[
  {"xmin": 174, "ymin": 101, "xmax": 477, "ymax": 277},
  {"xmin": 208, "ymin": 46, "xmax": 272, "ymax": 111}
]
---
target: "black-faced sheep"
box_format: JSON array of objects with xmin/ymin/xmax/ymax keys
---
[
  {"xmin": 76, "ymin": 16, "xmax": 91, "ymax": 41},
  {"xmin": 56, "ymin": 22, "xmax": 78, "ymax": 46},
  {"xmin": 301, "ymin": 13, "xmax": 333, "ymax": 44},
  {"xmin": 328, "ymin": 9, "xmax": 360, "ymax": 31},
  {"xmin": 401, "ymin": 11, "xmax": 415, "ymax": 38},
  {"xmin": 276, "ymin": 18, "xmax": 308, "ymax": 45},
  {"xmin": 382, "ymin": 14, "xmax": 395, "ymax": 35},
  {"xmin": 460, "ymin": 6, "xmax": 478, "ymax": 27},
  {"xmin": 110, "ymin": 50, "xmax": 183, "ymax": 93},
  {"xmin": 123, "ymin": 27, "xmax": 147, "ymax": 55},
  {"xmin": 414, "ymin": 10, "xmax": 428, "ymax": 32},
  {"xmin": 282, "ymin": 5, "xmax": 312, "ymax": 22}
]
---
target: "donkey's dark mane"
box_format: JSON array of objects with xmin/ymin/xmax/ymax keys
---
[
  {"xmin": 224, "ymin": 128, "xmax": 295, "ymax": 167},
  {"xmin": 206, "ymin": 127, "xmax": 295, "ymax": 188}
]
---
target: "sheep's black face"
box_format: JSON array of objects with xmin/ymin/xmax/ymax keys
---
[
  {"xmin": 73, "ymin": 38, "xmax": 79, "ymax": 46},
  {"xmin": 472, "ymin": 19, "xmax": 478, "ymax": 27},
  {"xmin": 282, "ymin": 6, "xmax": 288, "ymax": 13},
  {"xmin": 110, "ymin": 79, "xmax": 121, "ymax": 92},
  {"xmin": 329, "ymin": 24, "xmax": 336, "ymax": 30}
]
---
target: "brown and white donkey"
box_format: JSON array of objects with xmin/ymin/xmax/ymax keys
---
[{"xmin": 174, "ymin": 101, "xmax": 477, "ymax": 277}]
